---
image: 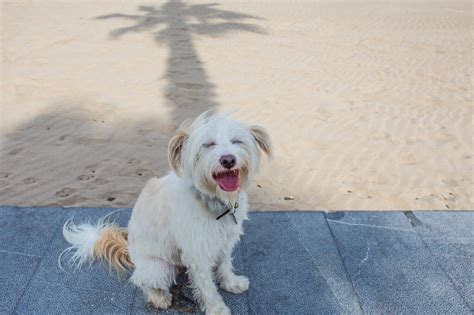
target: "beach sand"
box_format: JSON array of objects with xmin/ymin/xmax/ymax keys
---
[{"xmin": 1, "ymin": 1, "xmax": 472, "ymax": 210}]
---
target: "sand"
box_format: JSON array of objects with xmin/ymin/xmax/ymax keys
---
[{"xmin": 1, "ymin": 1, "xmax": 472, "ymax": 210}]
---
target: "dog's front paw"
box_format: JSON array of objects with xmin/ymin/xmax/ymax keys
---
[
  {"xmin": 220, "ymin": 275, "xmax": 250, "ymax": 294},
  {"xmin": 206, "ymin": 303, "xmax": 231, "ymax": 315}
]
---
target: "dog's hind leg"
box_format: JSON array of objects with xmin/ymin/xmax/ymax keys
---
[
  {"xmin": 142, "ymin": 286, "xmax": 173, "ymax": 309},
  {"xmin": 130, "ymin": 257, "xmax": 176, "ymax": 309}
]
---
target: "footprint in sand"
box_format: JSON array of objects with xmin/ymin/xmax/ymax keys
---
[
  {"xmin": 85, "ymin": 163, "xmax": 100, "ymax": 174},
  {"xmin": 84, "ymin": 160, "xmax": 110, "ymax": 174},
  {"xmin": 23, "ymin": 177, "xmax": 38, "ymax": 184},
  {"xmin": 127, "ymin": 158, "xmax": 141, "ymax": 166},
  {"xmin": 101, "ymin": 192, "xmax": 117, "ymax": 203},
  {"xmin": 8, "ymin": 148, "xmax": 23, "ymax": 156},
  {"xmin": 77, "ymin": 174, "xmax": 94, "ymax": 181},
  {"xmin": 55, "ymin": 187, "xmax": 76, "ymax": 198},
  {"xmin": 135, "ymin": 169, "xmax": 154, "ymax": 180}
]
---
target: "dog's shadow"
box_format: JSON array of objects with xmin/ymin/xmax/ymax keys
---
[{"xmin": 145, "ymin": 268, "xmax": 197, "ymax": 313}]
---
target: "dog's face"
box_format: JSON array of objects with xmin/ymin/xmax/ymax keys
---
[{"xmin": 168, "ymin": 113, "xmax": 272, "ymax": 198}]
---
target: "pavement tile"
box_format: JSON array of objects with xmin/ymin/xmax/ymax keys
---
[
  {"xmin": 327, "ymin": 211, "xmax": 471, "ymax": 314},
  {"xmin": 13, "ymin": 207, "xmax": 136, "ymax": 314},
  {"xmin": 0, "ymin": 251, "xmax": 41, "ymax": 313},
  {"xmin": 0, "ymin": 206, "xmax": 67, "ymax": 257},
  {"xmin": 242, "ymin": 212, "xmax": 343, "ymax": 314},
  {"xmin": 15, "ymin": 279, "xmax": 135, "ymax": 314},
  {"xmin": 288, "ymin": 212, "xmax": 362, "ymax": 314},
  {"xmin": 408, "ymin": 211, "xmax": 474, "ymax": 309},
  {"xmin": 4, "ymin": 206, "xmax": 473, "ymax": 314},
  {"xmin": 31, "ymin": 208, "xmax": 133, "ymax": 294}
]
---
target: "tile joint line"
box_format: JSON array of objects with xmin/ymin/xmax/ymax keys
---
[{"xmin": 326, "ymin": 219, "xmax": 416, "ymax": 233}]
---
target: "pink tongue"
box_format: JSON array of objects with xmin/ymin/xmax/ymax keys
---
[{"xmin": 216, "ymin": 172, "xmax": 240, "ymax": 191}]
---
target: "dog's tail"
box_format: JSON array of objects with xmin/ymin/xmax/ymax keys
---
[{"xmin": 61, "ymin": 214, "xmax": 133, "ymax": 273}]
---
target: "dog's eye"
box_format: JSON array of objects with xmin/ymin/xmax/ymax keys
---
[
  {"xmin": 203, "ymin": 141, "xmax": 216, "ymax": 148},
  {"xmin": 231, "ymin": 139, "xmax": 243, "ymax": 145}
]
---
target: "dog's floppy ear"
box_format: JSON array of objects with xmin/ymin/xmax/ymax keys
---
[
  {"xmin": 168, "ymin": 130, "xmax": 188, "ymax": 174},
  {"xmin": 249, "ymin": 125, "xmax": 273, "ymax": 158}
]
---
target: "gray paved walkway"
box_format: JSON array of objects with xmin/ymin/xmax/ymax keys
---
[{"xmin": 1, "ymin": 206, "xmax": 472, "ymax": 314}]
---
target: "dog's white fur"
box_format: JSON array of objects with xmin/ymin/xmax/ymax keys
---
[{"xmin": 62, "ymin": 112, "xmax": 272, "ymax": 315}]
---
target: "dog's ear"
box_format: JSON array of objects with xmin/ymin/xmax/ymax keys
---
[
  {"xmin": 168, "ymin": 130, "xmax": 188, "ymax": 173},
  {"xmin": 249, "ymin": 125, "xmax": 273, "ymax": 158}
]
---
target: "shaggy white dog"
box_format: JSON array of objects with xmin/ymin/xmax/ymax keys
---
[{"xmin": 62, "ymin": 112, "xmax": 272, "ymax": 315}]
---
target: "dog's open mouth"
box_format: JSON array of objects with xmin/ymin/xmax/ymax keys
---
[{"xmin": 213, "ymin": 169, "xmax": 240, "ymax": 192}]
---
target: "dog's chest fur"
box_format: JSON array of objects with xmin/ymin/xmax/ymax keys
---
[{"xmin": 128, "ymin": 174, "xmax": 249, "ymax": 266}]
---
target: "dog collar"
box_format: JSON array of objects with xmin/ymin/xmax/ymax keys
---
[
  {"xmin": 191, "ymin": 186, "xmax": 239, "ymax": 224},
  {"xmin": 215, "ymin": 202, "xmax": 239, "ymax": 224}
]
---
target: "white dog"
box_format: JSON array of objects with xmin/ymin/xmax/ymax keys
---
[{"xmin": 62, "ymin": 112, "xmax": 272, "ymax": 315}]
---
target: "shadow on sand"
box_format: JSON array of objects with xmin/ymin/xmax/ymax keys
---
[
  {"xmin": 96, "ymin": 1, "xmax": 265, "ymax": 123},
  {"xmin": 0, "ymin": 1, "xmax": 265, "ymax": 210}
]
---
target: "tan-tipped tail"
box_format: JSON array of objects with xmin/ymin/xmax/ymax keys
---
[
  {"xmin": 94, "ymin": 226, "xmax": 134, "ymax": 273},
  {"xmin": 62, "ymin": 214, "xmax": 134, "ymax": 273}
]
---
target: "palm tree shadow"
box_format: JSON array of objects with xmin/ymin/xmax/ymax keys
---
[{"xmin": 96, "ymin": 1, "xmax": 266, "ymax": 125}]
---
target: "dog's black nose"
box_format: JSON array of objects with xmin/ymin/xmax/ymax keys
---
[{"xmin": 220, "ymin": 154, "xmax": 236, "ymax": 169}]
